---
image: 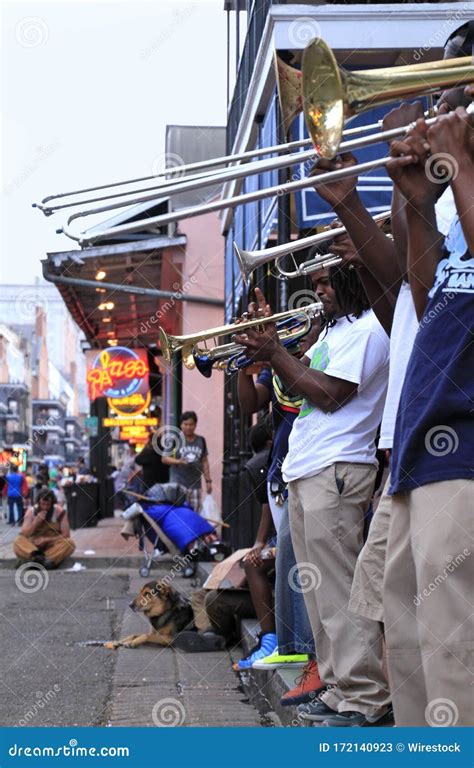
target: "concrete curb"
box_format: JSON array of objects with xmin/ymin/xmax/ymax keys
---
[{"xmin": 0, "ymin": 554, "xmax": 176, "ymax": 570}]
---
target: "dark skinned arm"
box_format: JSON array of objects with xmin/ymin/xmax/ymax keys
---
[
  {"xmin": 310, "ymin": 152, "xmax": 401, "ymax": 297},
  {"xmin": 329, "ymin": 230, "xmax": 395, "ymax": 335},
  {"xmin": 427, "ymin": 107, "xmax": 474, "ymax": 253},
  {"xmin": 387, "ymin": 119, "xmax": 447, "ymax": 318},
  {"xmin": 237, "ymin": 369, "xmax": 271, "ymax": 414},
  {"xmin": 234, "ymin": 290, "xmax": 357, "ymax": 413}
]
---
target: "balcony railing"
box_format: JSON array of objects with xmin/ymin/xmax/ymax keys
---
[{"xmin": 227, "ymin": 0, "xmax": 274, "ymax": 152}]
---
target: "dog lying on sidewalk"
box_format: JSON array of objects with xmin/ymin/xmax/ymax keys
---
[{"xmin": 104, "ymin": 579, "xmax": 225, "ymax": 651}]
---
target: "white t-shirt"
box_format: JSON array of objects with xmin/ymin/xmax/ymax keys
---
[
  {"xmin": 378, "ymin": 188, "xmax": 454, "ymax": 450},
  {"xmin": 379, "ymin": 282, "xmax": 418, "ymax": 450},
  {"xmin": 282, "ymin": 310, "xmax": 389, "ymax": 483}
]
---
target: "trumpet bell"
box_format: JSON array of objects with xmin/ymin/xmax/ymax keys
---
[
  {"xmin": 274, "ymin": 53, "xmax": 303, "ymax": 136},
  {"xmin": 158, "ymin": 327, "xmax": 195, "ymax": 369}
]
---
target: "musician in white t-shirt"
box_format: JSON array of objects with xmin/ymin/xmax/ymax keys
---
[{"xmin": 235, "ymin": 266, "xmax": 390, "ymax": 728}]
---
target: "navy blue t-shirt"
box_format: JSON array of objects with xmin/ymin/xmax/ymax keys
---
[
  {"xmin": 257, "ymin": 367, "xmax": 302, "ymax": 492},
  {"xmin": 390, "ymin": 216, "xmax": 474, "ymax": 494}
]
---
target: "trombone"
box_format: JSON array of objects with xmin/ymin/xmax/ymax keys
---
[
  {"xmin": 57, "ymin": 39, "xmax": 473, "ymax": 245},
  {"xmin": 234, "ymin": 211, "xmax": 391, "ymax": 282},
  {"xmin": 33, "ymin": 53, "xmax": 405, "ymax": 218},
  {"xmin": 275, "ymin": 53, "xmax": 471, "ymax": 136},
  {"xmin": 158, "ymin": 302, "xmax": 322, "ymax": 374}
]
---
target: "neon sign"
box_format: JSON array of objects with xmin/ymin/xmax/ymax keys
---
[
  {"xmin": 86, "ymin": 347, "xmax": 149, "ymax": 400},
  {"xmin": 107, "ymin": 390, "xmax": 151, "ymax": 417}
]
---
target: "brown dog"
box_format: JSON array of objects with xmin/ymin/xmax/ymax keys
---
[{"xmin": 104, "ymin": 580, "xmax": 194, "ymax": 649}]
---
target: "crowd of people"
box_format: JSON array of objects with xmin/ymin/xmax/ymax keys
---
[{"xmin": 228, "ymin": 24, "xmax": 473, "ymax": 728}]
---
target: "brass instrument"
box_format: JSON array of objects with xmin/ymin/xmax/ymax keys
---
[
  {"xmin": 276, "ymin": 53, "xmax": 471, "ymax": 136},
  {"xmin": 158, "ymin": 302, "xmax": 323, "ymax": 373},
  {"xmin": 234, "ymin": 211, "xmax": 391, "ymax": 282},
  {"xmin": 47, "ymin": 40, "xmax": 473, "ymax": 243},
  {"xmin": 35, "ymin": 52, "xmax": 391, "ymax": 219}
]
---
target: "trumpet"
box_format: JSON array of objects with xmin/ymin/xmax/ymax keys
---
[
  {"xmin": 193, "ymin": 312, "xmax": 319, "ymax": 378},
  {"xmin": 158, "ymin": 302, "xmax": 323, "ymax": 372},
  {"xmin": 234, "ymin": 211, "xmax": 391, "ymax": 282}
]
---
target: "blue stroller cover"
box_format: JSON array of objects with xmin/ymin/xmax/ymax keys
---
[{"xmin": 143, "ymin": 502, "xmax": 214, "ymax": 551}]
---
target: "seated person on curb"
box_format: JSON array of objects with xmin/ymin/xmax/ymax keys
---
[
  {"xmin": 14, "ymin": 489, "xmax": 75, "ymax": 570},
  {"xmin": 233, "ymin": 418, "xmax": 278, "ymax": 671}
]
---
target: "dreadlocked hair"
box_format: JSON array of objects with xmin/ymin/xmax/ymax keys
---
[{"xmin": 327, "ymin": 264, "xmax": 370, "ymax": 327}]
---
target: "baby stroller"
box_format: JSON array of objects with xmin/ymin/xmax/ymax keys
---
[{"xmin": 120, "ymin": 482, "xmax": 229, "ymax": 578}]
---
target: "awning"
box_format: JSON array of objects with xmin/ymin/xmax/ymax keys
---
[{"xmin": 42, "ymin": 231, "xmax": 222, "ymax": 349}]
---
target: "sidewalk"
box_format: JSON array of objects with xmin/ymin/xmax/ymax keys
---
[{"xmin": 0, "ymin": 515, "xmax": 168, "ymax": 569}]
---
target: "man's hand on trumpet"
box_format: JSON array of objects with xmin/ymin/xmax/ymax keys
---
[{"xmin": 233, "ymin": 288, "xmax": 282, "ymax": 363}]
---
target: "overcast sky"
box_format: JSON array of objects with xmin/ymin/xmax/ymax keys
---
[{"xmin": 2, "ymin": 0, "xmax": 228, "ymax": 284}]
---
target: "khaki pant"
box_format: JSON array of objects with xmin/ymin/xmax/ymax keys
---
[
  {"xmin": 349, "ymin": 474, "xmax": 392, "ymax": 623},
  {"xmin": 289, "ymin": 463, "xmax": 390, "ymax": 716},
  {"xmin": 14, "ymin": 533, "xmax": 75, "ymax": 567},
  {"xmin": 383, "ymin": 479, "xmax": 473, "ymax": 726}
]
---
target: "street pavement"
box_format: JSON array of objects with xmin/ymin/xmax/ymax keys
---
[{"xmin": 0, "ymin": 565, "xmax": 264, "ymax": 728}]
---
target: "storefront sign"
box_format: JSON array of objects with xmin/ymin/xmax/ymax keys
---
[
  {"xmin": 86, "ymin": 348, "xmax": 149, "ymax": 401},
  {"xmin": 107, "ymin": 390, "xmax": 151, "ymax": 417},
  {"xmin": 102, "ymin": 417, "xmax": 158, "ymax": 428},
  {"xmin": 119, "ymin": 425, "xmax": 150, "ymax": 439}
]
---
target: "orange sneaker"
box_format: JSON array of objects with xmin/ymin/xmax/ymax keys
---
[{"xmin": 280, "ymin": 660, "xmax": 326, "ymax": 707}]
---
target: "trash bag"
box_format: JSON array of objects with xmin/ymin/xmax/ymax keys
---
[{"xmin": 201, "ymin": 493, "xmax": 222, "ymax": 536}]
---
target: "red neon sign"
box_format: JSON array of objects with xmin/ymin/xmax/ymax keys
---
[{"xmin": 86, "ymin": 348, "xmax": 149, "ymax": 401}]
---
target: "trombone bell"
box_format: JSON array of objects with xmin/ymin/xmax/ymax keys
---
[
  {"xmin": 274, "ymin": 53, "xmax": 303, "ymax": 136},
  {"xmin": 303, "ymin": 39, "xmax": 474, "ymax": 158}
]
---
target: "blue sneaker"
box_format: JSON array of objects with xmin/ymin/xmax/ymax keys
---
[{"xmin": 235, "ymin": 633, "xmax": 278, "ymax": 671}]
